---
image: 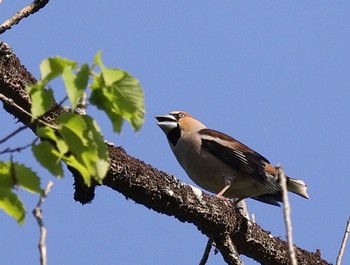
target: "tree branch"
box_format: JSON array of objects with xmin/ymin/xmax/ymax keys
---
[
  {"xmin": 0, "ymin": 0, "xmax": 50, "ymax": 35},
  {"xmin": 0, "ymin": 137, "xmax": 38, "ymax": 154},
  {"xmin": 336, "ymin": 217, "xmax": 350, "ymax": 265},
  {"xmin": 0, "ymin": 41, "xmax": 332, "ymax": 265},
  {"xmin": 199, "ymin": 238, "xmax": 214, "ymax": 265},
  {"xmin": 214, "ymin": 234, "xmax": 244, "ymax": 265},
  {"xmin": 0, "ymin": 125, "xmax": 27, "ymax": 144},
  {"xmin": 277, "ymin": 165, "xmax": 297, "ymax": 265},
  {"xmin": 33, "ymin": 181, "xmax": 54, "ymax": 265}
]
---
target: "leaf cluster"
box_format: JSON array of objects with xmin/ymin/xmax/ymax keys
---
[{"xmin": 0, "ymin": 53, "xmax": 145, "ymax": 223}]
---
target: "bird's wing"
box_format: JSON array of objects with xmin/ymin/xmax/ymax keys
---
[
  {"xmin": 252, "ymin": 194, "xmax": 282, "ymax": 206},
  {"xmin": 199, "ymin": 128, "xmax": 278, "ymax": 193}
]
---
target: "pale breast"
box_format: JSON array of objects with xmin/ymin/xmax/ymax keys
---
[
  {"xmin": 173, "ymin": 133, "xmax": 271, "ymax": 198},
  {"xmin": 173, "ymin": 133, "xmax": 234, "ymax": 193}
]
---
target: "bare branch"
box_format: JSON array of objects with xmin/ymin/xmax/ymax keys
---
[
  {"xmin": 199, "ymin": 199, "xmax": 249, "ymax": 264},
  {"xmin": 0, "ymin": 93, "xmax": 58, "ymax": 130},
  {"xmin": 277, "ymin": 165, "xmax": 297, "ymax": 265},
  {"xmin": 0, "ymin": 137, "xmax": 38, "ymax": 154},
  {"xmin": 33, "ymin": 181, "xmax": 54, "ymax": 265},
  {"xmin": 215, "ymin": 234, "xmax": 244, "ymax": 265},
  {"xmin": 0, "ymin": 0, "xmax": 50, "ymax": 35},
  {"xmin": 0, "ymin": 125, "xmax": 27, "ymax": 144},
  {"xmin": 0, "ymin": 93, "xmax": 33, "ymax": 121},
  {"xmin": 199, "ymin": 238, "xmax": 214, "ymax": 265},
  {"xmin": 336, "ymin": 216, "xmax": 350, "ymax": 265}
]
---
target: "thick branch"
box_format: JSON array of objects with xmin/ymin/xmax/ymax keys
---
[
  {"xmin": 105, "ymin": 145, "xmax": 330, "ymax": 265},
  {"xmin": 0, "ymin": 41, "xmax": 331, "ymax": 265}
]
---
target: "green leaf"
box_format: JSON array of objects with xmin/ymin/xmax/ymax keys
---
[
  {"xmin": 57, "ymin": 113, "xmax": 88, "ymax": 157},
  {"xmin": 94, "ymin": 52, "xmax": 124, "ymax": 86},
  {"xmin": 0, "ymin": 161, "xmax": 13, "ymax": 189},
  {"xmin": 0, "ymin": 188, "xmax": 25, "ymax": 225},
  {"xmin": 27, "ymin": 84, "xmax": 54, "ymax": 120},
  {"xmin": 62, "ymin": 64, "xmax": 90, "ymax": 108},
  {"xmin": 56, "ymin": 113, "xmax": 109, "ymax": 185},
  {"xmin": 80, "ymin": 115, "xmax": 109, "ymax": 182},
  {"xmin": 90, "ymin": 53, "xmax": 145, "ymax": 133},
  {"xmin": 113, "ymin": 74, "xmax": 145, "ymax": 131},
  {"xmin": 40, "ymin": 57, "xmax": 77, "ymax": 83},
  {"xmin": 36, "ymin": 126, "xmax": 69, "ymax": 156},
  {"xmin": 0, "ymin": 161, "xmax": 43, "ymax": 194},
  {"xmin": 33, "ymin": 113, "xmax": 108, "ymax": 185},
  {"xmin": 93, "ymin": 51, "xmax": 103, "ymax": 66},
  {"xmin": 32, "ymin": 140, "xmax": 64, "ymax": 178},
  {"xmin": 32, "ymin": 126, "xmax": 68, "ymax": 177},
  {"xmin": 0, "ymin": 162, "xmax": 26, "ymax": 224},
  {"xmin": 13, "ymin": 163, "xmax": 44, "ymax": 195}
]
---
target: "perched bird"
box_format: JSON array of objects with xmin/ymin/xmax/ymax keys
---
[{"xmin": 155, "ymin": 111, "xmax": 309, "ymax": 206}]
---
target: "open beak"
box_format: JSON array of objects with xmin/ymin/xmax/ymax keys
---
[{"xmin": 155, "ymin": 114, "xmax": 177, "ymax": 133}]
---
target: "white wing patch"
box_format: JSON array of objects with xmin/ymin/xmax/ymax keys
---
[{"xmin": 233, "ymin": 149, "xmax": 248, "ymax": 163}]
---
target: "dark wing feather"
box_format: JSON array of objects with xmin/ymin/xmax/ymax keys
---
[
  {"xmin": 252, "ymin": 194, "xmax": 282, "ymax": 206},
  {"xmin": 199, "ymin": 129, "xmax": 278, "ymax": 194}
]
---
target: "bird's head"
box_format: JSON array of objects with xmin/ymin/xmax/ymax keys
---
[{"xmin": 155, "ymin": 111, "xmax": 206, "ymax": 147}]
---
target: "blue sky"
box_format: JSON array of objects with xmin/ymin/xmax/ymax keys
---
[{"xmin": 1, "ymin": 1, "xmax": 350, "ymax": 264}]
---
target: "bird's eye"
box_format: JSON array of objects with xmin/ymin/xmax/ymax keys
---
[{"xmin": 178, "ymin": 113, "xmax": 186, "ymax": 119}]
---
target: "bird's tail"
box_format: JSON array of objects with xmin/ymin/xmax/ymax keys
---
[{"xmin": 287, "ymin": 177, "xmax": 310, "ymax": 199}]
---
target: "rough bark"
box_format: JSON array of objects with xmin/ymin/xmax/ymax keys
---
[{"xmin": 0, "ymin": 42, "xmax": 332, "ymax": 265}]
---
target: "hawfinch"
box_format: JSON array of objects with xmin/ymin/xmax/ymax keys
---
[{"xmin": 156, "ymin": 111, "xmax": 309, "ymax": 206}]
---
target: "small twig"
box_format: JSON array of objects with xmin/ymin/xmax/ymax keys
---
[
  {"xmin": 57, "ymin": 95, "xmax": 68, "ymax": 108},
  {"xmin": 199, "ymin": 200, "xmax": 247, "ymax": 265},
  {"xmin": 199, "ymin": 238, "xmax": 214, "ymax": 265},
  {"xmin": 215, "ymin": 234, "xmax": 244, "ymax": 265},
  {"xmin": 277, "ymin": 165, "xmax": 297, "ymax": 265},
  {"xmin": 0, "ymin": 137, "xmax": 39, "ymax": 155},
  {"xmin": 0, "ymin": 93, "xmax": 58, "ymax": 130},
  {"xmin": 0, "ymin": 125, "xmax": 27, "ymax": 144},
  {"xmin": 0, "ymin": 0, "xmax": 50, "ymax": 35},
  {"xmin": 33, "ymin": 181, "xmax": 54, "ymax": 265},
  {"xmin": 336, "ymin": 216, "xmax": 350, "ymax": 265},
  {"xmin": 74, "ymin": 92, "xmax": 87, "ymax": 115},
  {"xmin": 0, "ymin": 92, "xmax": 34, "ymax": 121}
]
